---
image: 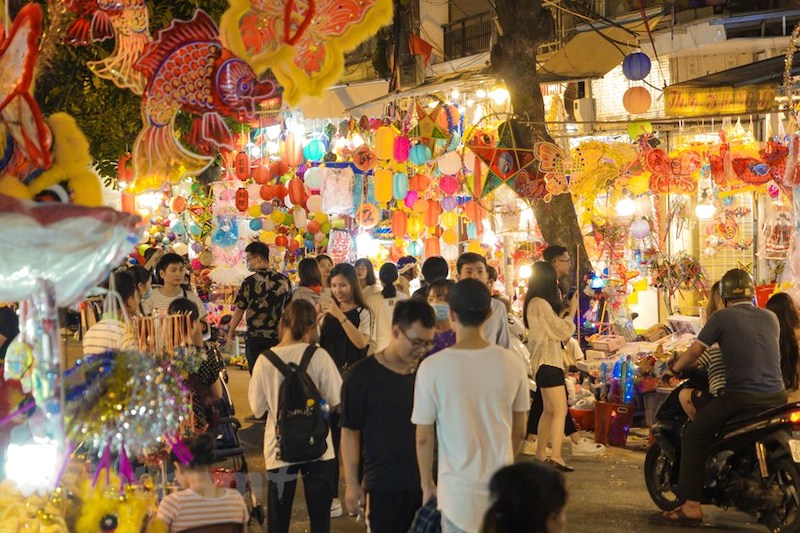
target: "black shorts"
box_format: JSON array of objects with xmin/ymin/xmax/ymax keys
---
[
  {"xmin": 536, "ymin": 364, "xmax": 565, "ymax": 388},
  {"xmin": 690, "ymin": 389, "xmax": 714, "ymax": 412}
]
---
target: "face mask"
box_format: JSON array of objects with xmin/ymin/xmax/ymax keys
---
[
  {"xmin": 431, "ymin": 303, "xmax": 450, "ymax": 322},
  {"xmin": 141, "ymin": 288, "xmax": 152, "ymax": 301}
]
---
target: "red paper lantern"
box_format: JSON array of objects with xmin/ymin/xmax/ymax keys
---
[
  {"xmin": 425, "ymin": 237, "xmax": 440, "ymax": 258},
  {"xmin": 410, "ymin": 173, "xmax": 430, "ymax": 192},
  {"xmin": 269, "ymin": 160, "xmax": 289, "ymax": 178},
  {"xmin": 307, "ymin": 220, "xmax": 321, "ymax": 234},
  {"xmin": 391, "ymin": 210, "xmax": 407, "ymax": 237},
  {"xmin": 424, "ymin": 200, "xmax": 441, "ymax": 228},
  {"xmin": 235, "ymin": 187, "xmax": 249, "ymax": 212},
  {"xmin": 288, "ymin": 178, "xmax": 307, "ymax": 206},
  {"xmin": 284, "ymin": 133, "xmax": 303, "ymax": 167},
  {"xmin": 118, "ymin": 153, "xmax": 134, "ymax": 184},
  {"xmin": 274, "ymin": 184, "xmax": 288, "ymax": 199},
  {"xmin": 234, "ymin": 151, "xmax": 250, "ymax": 180},
  {"xmin": 275, "ymin": 235, "xmax": 289, "ymax": 248},
  {"xmin": 170, "ymin": 196, "xmax": 186, "ymax": 213},
  {"xmin": 253, "ymin": 165, "xmax": 270, "ymax": 184},
  {"xmin": 464, "ymin": 200, "xmax": 482, "ymax": 222},
  {"xmin": 260, "ymin": 184, "xmax": 276, "ymax": 200}
]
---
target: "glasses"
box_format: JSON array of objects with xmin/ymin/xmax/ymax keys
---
[
  {"xmin": 555, "ymin": 258, "xmax": 571, "ymax": 263},
  {"xmin": 399, "ymin": 328, "xmax": 436, "ymax": 351}
]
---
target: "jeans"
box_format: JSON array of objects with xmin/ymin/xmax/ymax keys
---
[
  {"xmin": 678, "ymin": 389, "xmax": 788, "ymax": 501},
  {"xmin": 267, "ymin": 459, "xmax": 336, "ymax": 533},
  {"xmin": 245, "ymin": 336, "xmax": 278, "ymax": 375},
  {"xmin": 441, "ymin": 514, "xmax": 469, "ymax": 533}
]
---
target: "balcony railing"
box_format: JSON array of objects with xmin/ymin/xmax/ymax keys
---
[{"xmin": 442, "ymin": 11, "xmax": 493, "ymax": 61}]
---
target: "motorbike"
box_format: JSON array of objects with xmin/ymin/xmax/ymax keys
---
[{"xmin": 645, "ymin": 373, "xmax": 800, "ymax": 531}]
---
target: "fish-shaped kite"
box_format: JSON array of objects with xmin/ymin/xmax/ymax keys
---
[{"xmin": 130, "ymin": 10, "xmax": 282, "ymax": 194}]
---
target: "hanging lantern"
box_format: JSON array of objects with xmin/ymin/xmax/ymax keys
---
[
  {"xmin": 303, "ymin": 138, "xmax": 326, "ymax": 162},
  {"xmin": 409, "ymin": 240, "xmax": 422, "ymax": 256},
  {"xmin": 466, "ymin": 221, "xmax": 478, "ymax": 240},
  {"xmin": 409, "ymin": 173, "xmax": 430, "ymax": 192},
  {"xmin": 260, "ymin": 201, "xmax": 274, "ymax": 215},
  {"xmin": 170, "ymin": 196, "xmax": 186, "ymax": 213},
  {"xmin": 413, "ymin": 198, "xmax": 428, "ymax": 215},
  {"xmin": 408, "ymin": 216, "xmax": 422, "ymax": 237},
  {"xmin": 424, "ymin": 200, "xmax": 441, "ymax": 227},
  {"xmin": 356, "ymin": 203, "xmax": 380, "ymax": 229},
  {"xmin": 293, "ymin": 206, "xmax": 308, "ymax": 229},
  {"xmin": 304, "ymin": 166, "xmax": 323, "ymax": 190},
  {"xmin": 627, "ymin": 121, "xmax": 653, "ymax": 140},
  {"xmin": 630, "ymin": 218, "xmax": 651, "ymax": 239},
  {"xmin": 394, "ymin": 135, "xmax": 410, "ymax": 162},
  {"xmin": 249, "ymin": 204, "xmax": 262, "ymax": 218},
  {"xmin": 284, "ymin": 133, "xmax": 303, "ymax": 167},
  {"xmin": 275, "ymin": 235, "xmax": 289, "ymax": 248},
  {"xmin": 439, "ymin": 175, "xmax": 460, "ymax": 195},
  {"xmin": 118, "ymin": 152, "xmax": 134, "ymax": 184},
  {"xmin": 392, "ymin": 210, "xmax": 408, "ymax": 237},
  {"xmin": 393, "ymin": 172, "xmax": 409, "ymax": 200},
  {"xmin": 464, "ymin": 200, "xmax": 482, "ymax": 222},
  {"xmin": 235, "ymin": 151, "xmax": 251, "ymax": 180},
  {"xmin": 249, "ymin": 218, "xmax": 262, "ymax": 231},
  {"xmin": 622, "ymin": 52, "xmax": 652, "ymax": 81},
  {"xmin": 390, "ymin": 240, "xmax": 405, "ymax": 261},
  {"xmin": 409, "ymin": 144, "xmax": 432, "ymax": 166},
  {"xmin": 235, "ymin": 187, "xmax": 249, "ymax": 212},
  {"xmin": 404, "ymin": 190, "xmax": 419, "ymax": 209},
  {"xmin": 271, "ymin": 210, "xmax": 286, "ymax": 225},
  {"xmin": 374, "ymin": 125, "xmax": 397, "ymax": 160},
  {"xmin": 353, "ymin": 144, "xmax": 377, "ymax": 172},
  {"xmin": 253, "ymin": 165, "xmax": 270, "ymax": 184},
  {"xmin": 441, "ymin": 195, "xmax": 458, "ymax": 211},
  {"xmin": 374, "ymin": 168, "xmax": 393, "ymax": 206},
  {"xmin": 288, "ymin": 178, "xmax": 307, "ymax": 206},
  {"xmin": 307, "ymin": 194, "xmax": 322, "ymax": 212},
  {"xmin": 441, "ymin": 211, "xmax": 458, "ymax": 229},
  {"xmin": 622, "ymin": 87, "xmax": 651, "ymax": 115},
  {"xmin": 424, "ymin": 237, "xmax": 440, "ymax": 258},
  {"xmin": 437, "ymin": 151, "xmax": 462, "ymax": 175},
  {"xmin": 442, "ymin": 229, "xmax": 458, "ymax": 245}
]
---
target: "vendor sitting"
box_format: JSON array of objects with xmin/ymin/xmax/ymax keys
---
[{"xmin": 148, "ymin": 433, "xmax": 248, "ymax": 532}]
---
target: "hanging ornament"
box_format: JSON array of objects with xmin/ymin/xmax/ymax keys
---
[
  {"xmin": 374, "ymin": 125, "xmax": 397, "ymax": 160},
  {"xmin": 394, "ymin": 135, "xmax": 410, "ymax": 162},
  {"xmin": 424, "ymin": 236, "xmax": 440, "ymax": 258},
  {"xmin": 288, "ymin": 177, "xmax": 307, "ymax": 206},
  {"xmin": 409, "ymin": 144, "xmax": 432, "ymax": 166},
  {"xmin": 374, "ymin": 168, "xmax": 393, "ymax": 206},
  {"xmin": 234, "ymin": 151, "xmax": 251, "ymax": 180},
  {"xmin": 424, "ymin": 200, "xmax": 441, "ymax": 228},
  {"xmin": 235, "ymin": 187, "xmax": 249, "ymax": 212},
  {"xmin": 622, "ymin": 52, "xmax": 652, "ymax": 81},
  {"xmin": 304, "ymin": 166, "xmax": 323, "ymax": 190},
  {"xmin": 356, "ymin": 203, "xmax": 380, "ymax": 229},
  {"xmin": 623, "ymin": 87, "xmax": 652, "ymax": 115},
  {"xmin": 392, "ymin": 210, "xmax": 407, "ymax": 236},
  {"xmin": 410, "ymin": 173, "xmax": 430, "ymax": 192},
  {"xmin": 303, "ymin": 138, "xmax": 326, "ymax": 162},
  {"xmin": 393, "ymin": 172, "xmax": 409, "ymax": 200},
  {"xmin": 404, "ymin": 190, "xmax": 419, "ymax": 209},
  {"xmin": 353, "ymin": 144, "xmax": 377, "ymax": 172}
]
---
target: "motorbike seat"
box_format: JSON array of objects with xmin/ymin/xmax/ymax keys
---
[{"xmin": 718, "ymin": 401, "xmax": 800, "ymax": 434}]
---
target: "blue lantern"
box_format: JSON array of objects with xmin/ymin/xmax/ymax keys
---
[
  {"xmin": 409, "ymin": 144, "xmax": 432, "ymax": 166},
  {"xmin": 409, "ymin": 240, "xmax": 422, "ymax": 256},
  {"xmin": 622, "ymin": 52, "xmax": 651, "ymax": 81},
  {"xmin": 303, "ymin": 139, "xmax": 326, "ymax": 162},
  {"xmin": 249, "ymin": 218, "xmax": 263, "ymax": 231},
  {"xmin": 393, "ymin": 172, "xmax": 409, "ymax": 200},
  {"xmin": 466, "ymin": 222, "xmax": 477, "ymax": 240}
]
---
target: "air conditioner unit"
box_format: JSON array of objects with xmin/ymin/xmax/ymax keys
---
[{"xmin": 573, "ymin": 97, "xmax": 596, "ymax": 133}]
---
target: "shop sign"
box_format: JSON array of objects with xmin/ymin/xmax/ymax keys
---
[{"xmin": 664, "ymin": 84, "xmax": 776, "ymax": 117}]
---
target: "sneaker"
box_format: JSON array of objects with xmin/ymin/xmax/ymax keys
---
[
  {"xmin": 571, "ymin": 437, "xmax": 606, "ymax": 456},
  {"xmin": 521, "ymin": 440, "xmax": 538, "ymax": 455},
  {"xmin": 330, "ymin": 498, "xmax": 343, "ymax": 518}
]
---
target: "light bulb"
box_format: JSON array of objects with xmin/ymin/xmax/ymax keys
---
[
  {"xmin": 695, "ymin": 190, "xmax": 717, "ymax": 220},
  {"xmin": 466, "ymin": 98, "xmax": 475, "ymax": 106},
  {"xmin": 519, "ymin": 264, "xmax": 533, "ymax": 280},
  {"xmin": 476, "ymin": 89, "xmax": 487, "ymax": 99},
  {"xmin": 249, "ymin": 145, "xmax": 262, "ymax": 158},
  {"xmin": 265, "ymin": 124, "xmax": 281, "ymax": 140},
  {"xmin": 450, "ymin": 89, "xmax": 460, "ymax": 99},
  {"xmin": 489, "ymin": 88, "xmax": 509, "ymax": 105},
  {"xmin": 428, "ymin": 100, "xmax": 438, "ymax": 109},
  {"xmin": 615, "ymin": 195, "xmax": 636, "ymax": 217}
]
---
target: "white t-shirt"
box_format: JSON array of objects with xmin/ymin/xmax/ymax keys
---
[
  {"xmin": 82, "ymin": 317, "xmax": 137, "ymax": 355},
  {"xmin": 156, "ymin": 487, "xmax": 248, "ymax": 531},
  {"xmin": 248, "ymin": 343, "xmax": 342, "ymax": 470},
  {"xmin": 371, "ymin": 292, "xmax": 409, "ymax": 353},
  {"xmin": 412, "ymin": 344, "xmax": 529, "ymax": 532},
  {"xmin": 141, "ymin": 286, "xmax": 207, "ymax": 320},
  {"xmin": 482, "ymin": 298, "xmax": 511, "ymax": 349}
]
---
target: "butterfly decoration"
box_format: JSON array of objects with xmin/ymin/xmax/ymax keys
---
[
  {"xmin": 708, "ymin": 130, "xmax": 733, "ymax": 188},
  {"xmin": 220, "ymin": 0, "xmax": 393, "ymax": 105},
  {"xmin": 534, "ymin": 142, "xmax": 571, "ymax": 201},
  {"xmin": 645, "ymin": 149, "xmax": 701, "ymax": 194}
]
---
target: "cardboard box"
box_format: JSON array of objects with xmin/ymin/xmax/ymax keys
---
[{"xmin": 591, "ymin": 335, "xmax": 626, "ymax": 352}]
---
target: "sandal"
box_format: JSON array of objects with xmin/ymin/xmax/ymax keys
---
[
  {"xmin": 661, "ymin": 507, "xmax": 702, "ymax": 526},
  {"xmin": 545, "ymin": 458, "xmax": 575, "ymax": 472}
]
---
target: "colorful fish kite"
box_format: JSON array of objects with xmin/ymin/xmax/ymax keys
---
[
  {"xmin": 130, "ymin": 10, "xmax": 282, "ymax": 194},
  {"xmin": 220, "ymin": 0, "xmax": 393, "ymax": 104}
]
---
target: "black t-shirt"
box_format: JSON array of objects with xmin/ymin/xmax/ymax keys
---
[
  {"xmin": 340, "ymin": 356, "xmax": 419, "ymax": 491},
  {"xmin": 320, "ymin": 306, "xmax": 370, "ymax": 371},
  {"xmin": 0, "ymin": 307, "xmax": 19, "ymax": 360}
]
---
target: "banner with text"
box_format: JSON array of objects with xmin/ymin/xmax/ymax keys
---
[{"xmin": 664, "ymin": 84, "xmax": 776, "ymax": 117}]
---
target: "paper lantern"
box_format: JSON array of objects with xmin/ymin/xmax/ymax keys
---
[
  {"xmin": 442, "ymin": 244, "xmax": 458, "ymax": 261},
  {"xmin": 275, "ymin": 235, "xmax": 289, "ymax": 248},
  {"xmin": 393, "ymin": 172, "xmax": 409, "ymax": 200},
  {"xmin": 374, "ymin": 126, "xmax": 397, "ymax": 160},
  {"xmin": 464, "ymin": 200, "xmax": 482, "ymax": 222},
  {"xmin": 410, "ymin": 173, "xmax": 430, "ymax": 192},
  {"xmin": 248, "ymin": 204, "xmax": 261, "ymax": 218},
  {"xmin": 303, "ymin": 138, "xmax": 326, "ymax": 162},
  {"xmin": 250, "ymin": 218, "xmax": 263, "ymax": 230},
  {"xmin": 288, "ymin": 178, "xmax": 307, "ymax": 206},
  {"xmin": 260, "ymin": 184, "xmax": 275, "ymax": 200},
  {"xmin": 404, "ymin": 190, "xmax": 419, "ymax": 209},
  {"xmin": 235, "ymin": 187, "xmax": 249, "ymax": 212},
  {"xmin": 304, "ymin": 166, "xmax": 323, "ymax": 190},
  {"xmin": 409, "ymin": 240, "xmax": 422, "ymax": 256},
  {"xmin": 235, "ymin": 151, "xmax": 250, "ymax": 180},
  {"xmin": 439, "ymin": 175, "xmax": 460, "ymax": 195},
  {"xmin": 413, "ymin": 198, "xmax": 428, "ymax": 215},
  {"xmin": 355, "ymin": 203, "xmax": 380, "ymax": 229},
  {"xmin": 170, "ymin": 196, "xmax": 186, "ymax": 213},
  {"xmin": 425, "ymin": 237, "xmax": 440, "ymax": 258},
  {"xmin": 441, "ymin": 211, "xmax": 458, "ymax": 229},
  {"xmin": 466, "ymin": 240, "xmax": 483, "ymax": 254},
  {"xmin": 260, "ymin": 230, "xmax": 276, "ymax": 244},
  {"xmin": 374, "ymin": 168, "xmax": 393, "ymax": 205},
  {"xmin": 293, "ymin": 207, "xmax": 308, "ymax": 229},
  {"xmin": 424, "ymin": 201, "xmax": 441, "ymax": 227},
  {"xmin": 409, "ymin": 144, "xmax": 432, "ymax": 166},
  {"xmin": 284, "ymin": 133, "xmax": 303, "ymax": 167},
  {"xmin": 622, "ymin": 52, "xmax": 651, "ymax": 81},
  {"xmin": 274, "ymin": 184, "xmax": 288, "ymax": 199},
  {"xmin": 630, "ymin": 218, "xmax": 651, "ymax": 239},
  {"xmin": 174, "ymin": 242, "xmax": 189, "ymax": 255},
  {"xmin": 466, "ymin": 221, "xmax": 477, "ymax": 240},
  {"xmin": 441, "ymin": 195, "xmax": 457, "ymax": 211},
  {"xmin": 270, "ymin": 160, "xmax": 290, "ymax": 178},
  {"xmin": 271, "ymin": 210, "xmax": 287, "ymax": 225},
  {"xmin": 260, "ymin": 201, "xmax": 274, "ymax": 215},
  {"xmin": 353, "ymin": 144, "xmax": 377, "ymax": 172},
  {"xmin": 623, "ymin": 87, "xmax": 651, "ymax": 115},
  {"xmin": 253, "ymin": 165, "xmax": 270, "ymax": 184},
  {"xmin": 307, "ymin": 194, "xmax": 322, "ymax": 212},
  {"xmin": 262, "ymin": 218, "xmax": 275, "ymax": 232},
  {"xmin": 314, "ymin": 212, "xmax": 328, "ymax": 223},
  {"xmin": 437, "ymin": 151, "xmax": 462, "ymax": 175},
  {"xmin": 391, "ymin": 210, "xmax": 407, "ymax": 236},
  {"xmin": 390, "ymin": 240, "xmax": 405, "ymax": 261},
  {"xmin": 408, "ymin": 216, "xmax": 422, "ymax": 236},
  {"xmin": 627, "ymin": 121, "xmax": 653, "ymax": 140},
  {"xmin": 442, "ymin": 229, "xmax": 457, "ymax": 245},
  {"xmin": 394, "ymin": 136, "xmax": 410, "ymax": 162}
]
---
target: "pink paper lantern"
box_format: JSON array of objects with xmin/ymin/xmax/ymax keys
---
[
  {"xmin": 439, "ymin": 175, "xmax": 460, "ymax": 195},
  {"xmin": 404, "ymin": 190, "xmax": 419, "ymax": 209}
]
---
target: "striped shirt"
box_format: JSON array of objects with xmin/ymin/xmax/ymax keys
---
[
  {"xmin": 141, "ymin": 287, "xmax": 207, "ymax": 319},
  {"xmin": 156, "ymin": 488, "xmax": 248, "ymax": 531},
  {"xmin": 697, "ymin": 345, "xmax": 726, "ymax": 396},
  {"xmin": 82, "ymin": 318, "xmax": 137, "ymax": 355}
]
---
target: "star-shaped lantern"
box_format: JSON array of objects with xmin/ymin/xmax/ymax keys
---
[{"xmin": 410, "ymin": 102, "xmax": 448, "ymax": 147}]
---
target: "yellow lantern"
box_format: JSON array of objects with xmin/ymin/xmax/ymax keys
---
[
  {"xmin": 374, "ymin": 125, "xmax": 398, "ymax": 160},
  {"xmin": 466, "ymin": 240, "xmax": 483, "ymax": 254},
  {"xmin": 441, "ymin": 211, "xmax": 458, "ymax": 229},
  {"xmin": 408, "ymin": 216, "xmax": 422, "ymax": 237},
  {"xmin": 622, "ymin": 87, "xmax": 651, "ymax": 115},
  {"xmin": 374, "ymin": 168, "xmax": 393, "ymax": 205},
  {"xmin": 259, "ymin": 230, "xmax": 276, "ymax": 244},
  {"xmin": 248, "ymin": 204, "xmax": 261, "ymax": 218},
  {"xmin": 442, "ymin": 229, "xmax": 458, "ymax": 245}
]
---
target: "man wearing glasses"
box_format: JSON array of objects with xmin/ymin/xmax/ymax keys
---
[
  {"xmin": 543, "ymin": 244, "xmax": 572, "ymax": 301},
  {"xmin": 340, "ymin": 299, "xmax": 436, "ymax": 532}
]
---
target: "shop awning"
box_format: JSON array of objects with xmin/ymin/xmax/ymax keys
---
[{"xmin": 537, "ymin": 10, "xmax": 663, "ymax": 80}]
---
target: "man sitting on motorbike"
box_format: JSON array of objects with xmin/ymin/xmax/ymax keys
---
[{"xmin": 664, "ymin": 268, "xmax": 787, "ymax": 524}]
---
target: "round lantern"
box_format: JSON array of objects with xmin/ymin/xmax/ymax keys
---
[
  {"xmin": 424, "ymin": 201, "xmax": 441, "ymax": 228},
  {"xmin": 439, "ymin": 175, "xmax": 460, "ymax": 195},
  {"xmin": 275, "ymin": 235, "xmax": 289, "ymax": 248},
  {"xmin": 630, "ymin": 218, "xmax": 651, "ymax": 240},
  {"xmin": 304, "ymin": 166, "xmax": 323, "ymax": 190},
  {"xmin": 284, "ymin": 133, "xmax": 303, "ymax": 167},
  {"xmin": 250, "ymin": 218, "xmax": 263, "ymax": 231},
  {"xmin": 353, "ymin": 144, "xmax": 377, "ymax": 172},
  {"xmin": 408, "ymin": 216, "xmax": 422, "ymax": 237},
  {"xmin": 307, "ymin": 220, "xmax": 321, "ymax": 234},
  {"xmin": 303, "ymin": 138, "xmax": 326, "ymax": 162},
  {"xmin": 307, "ymin": 195, "xmax": 322, "ymax": 213},
  {"xmin": 441, "ymin": 195, "xmax": 458, "ymax": 211},
  {"xmin": 627, "ymin": 121, "xmax": 653, "ymax": 140},
  {"xmin": 441, "ymin": 211, "xmax": 458, "ymax": 229},
  {"xmin": 374, "ymin": 126, "xmax": 397, "ymax": 160},
  {"xmin": 622, "ymin": 52, "xmax": 652, "ymax": 81},
  {"xmin": 442, "ymin": 244, "xmax": 458, "ymax": 262},
  {"xmin": 259, "ymin": 184, "xmax": 275, "ymax": 201},
  {"xmin": 260, "ymin": 230, "xmax": 276, "ymax": 244},
  {"xmin": 270, "ymin": 160, "xmax": 290, "ymax": 178},
  {"xmin": 271, "ymin": 210, "xmax": 286, "ymax": 225},
  {"xmin": 466, "ymin": 240, "xmax": 483, "ymax": 254},
  {"xmin": 170, "ymin": 196, "xmax": 186, "ymax": 213},
  {"xmin": 424, "ymin": 237, "xmax": 440, "ymax": 258},
  {"xmin": 463, "ymin": 200, "xmax": 482, "ymax": 223},
  {"xmin": 253, "ymin": 165, "xmax": 270, "ymax": 184},
  {"xmin": 260, "ymin": 201, "xmax": 274, "ymax": 215},
  {"xmin": 394, "ymin": 136, "xmax": 410, "ymax": 162},
  {"xmin": 392, "ymin": 210, "xmax": 408, "ymax": 236},
  {"xmin": 393, "ymin": 172, "xmax": 409, "ymax": 200},
  {"xmin": 249, "ymin": 204, "xmax": 262, "ymax": 218},
  {"xmin": 442, "ymin": 229, "xmax": 457, "ymax": 245},
  {"xmin": 356, "ymin": 203, "xmax": 380, "ymax": 229},
  {"xmin": 413, "ymin": 198, "xmax": 428, "ymax": 215},
  {"xmin": 410, "ymin": 173, "xmax": 430, "ymax": 192},
  {"xmin": 404, "ymin": 190, "xmax": 419, "ymax": 209},
  {"xmin": 374, "ymin": 168, "xmax": 393, "ymax": 205},
  {"xmin": 409, "ymin": 144, "xmax": 432, "ymax": 166},
  {"xmin": 622, "ymin": 87, "xmax": 652, "ymax": 115},
  {"xmin": 288, "ymin": 178, "xmax": 307, "ymax": 206},
  {"xmin": 235, "ymin": 151, "xmax": 251, "ymax": 180},
  {"xmin": 274, "ymin": 183, "xmax": 288, "ymax": 200},
  {"xmin": 294, "ymin": 207, "xmax": 308, "ymax": 229},
  {"xmin": 235, "ymin": 187, "xmax": 249, "ymax": 212},
  {"xmin": 173, "ymin": 242, "xmax": 187, "ymax": 256},
  {"xmin": 466, "ymin": 222, "xmax": 478, "ymax": 240},
  {"xmin": 437, "ymin": 151, "xmax": 462, "ymax": 175}
]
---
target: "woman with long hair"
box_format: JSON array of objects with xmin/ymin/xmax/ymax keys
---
[
  {"xmin": 318, "ymin": 262, "xmax": 373, "ymax": 516},
  {"xmin": 767, "ymin": 292, "xmax": 800, "ymax": 401},
  {"xmin": 293, "ymin": 257, "xmax": 323, "ymax": 306},
  {"xmin": 127, "ymin": 265, "xmax": 152, "ymax": 315},
  {"xmin": 371, "ymin": 262, "xmax": 409, "ymax": 352},
  {"xmin": 355, "ymin": 258, "xmax": 380, "ymax": 305},
  {"xmin": 316, "ymin": 254, "xmax": 334, "ymax": 288},
  {"xmin": 249, "ymin": 300, "xmax": 342, "ymax": 531},
  {"xmin": 524, "ymin": 261, "xmax": 578, "ymax": 472}
]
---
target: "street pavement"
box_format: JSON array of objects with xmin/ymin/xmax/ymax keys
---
[{"xmin": 226, "ymin": 366, "xmax": 764, "ymax": 532}]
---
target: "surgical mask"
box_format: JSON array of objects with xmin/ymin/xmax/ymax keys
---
[{"xmin": 431, "ymin": 303, "xmax": 450, "ymax": 322}]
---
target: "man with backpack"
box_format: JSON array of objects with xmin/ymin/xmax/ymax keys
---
[
  {"xmin": 249, "ymin": 300, "xmax": 342, "ymax": 533},
  {"xmin": 340, "ymin": 300, "xmax": 436, "ymax": 532}
]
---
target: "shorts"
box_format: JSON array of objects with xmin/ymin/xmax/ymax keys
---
[
  {"xmin": 536, "ymin": 364, "xmax": 565, "ymax": 388},
  {"xmin": 690, "ymin": 389, "xmax": 714, "ymax": 412}
]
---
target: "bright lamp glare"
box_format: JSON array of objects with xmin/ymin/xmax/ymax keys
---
[
  {"xmin": 489, "ymin": 88, "xmax": 510, "ymax": 105},
  {"xmin": 695, "ymin": 202, "xmax": 717, "ymax": 220},
  {"xmin": 6, "ymin": 442, "xmax": 60, "ymax": 494},
  {"xmin": 450, "ymin": 89, "xmax": 460, "ymax": 99},
  {"xmin": 355, "ymin": 233, "xmax": 378, "ymax": 258},
  {"xmin": 476, "ymin": 89, "xmax": 487, "ymax": 98},
  {"xmin": 249, "ymin": 145, "xmax": 262, "ymax": 158},
  {"xmin": 519, "ymin": 264, "xmax": 532, "ymax": 280},
  {"xmin": 265, "ymin": 124, "xmax": 281, "ymax": 140},
  {"xmin": 615, "ymin": 196, "xmax": 636, "ymax": 217}
]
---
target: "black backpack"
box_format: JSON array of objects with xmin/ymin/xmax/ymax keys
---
[{"xmin": 262, "ymin": 344, "xmax": 329, "ymax": 463}]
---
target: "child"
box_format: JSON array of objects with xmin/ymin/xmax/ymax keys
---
[{"xmin": 426, "ymin": 279, "xmax": 456, "ymax": 357}]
